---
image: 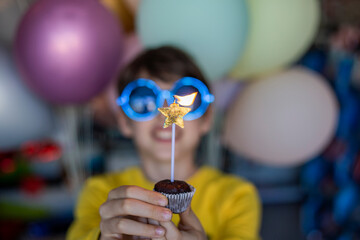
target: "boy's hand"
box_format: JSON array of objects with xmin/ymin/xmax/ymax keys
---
[
  {"xmin": 151, "ymin": 207, "xmax": 207, "ymax": 240},
  {"xmin": 99, "ymin": 185, "xmax": 171, "ymax": 240}
]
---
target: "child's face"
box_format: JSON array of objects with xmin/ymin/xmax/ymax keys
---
[{"xmin": 117, "ymin": 73, "xmax": 212, "ymax": 164}]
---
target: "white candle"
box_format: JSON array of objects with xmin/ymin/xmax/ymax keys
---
[
  {"xmin": 158, "ymin": 93, "xmax": 197, "ymax": 183},
  {"xmin": 171, "ymin": 123, "xmax": 175, "ymax": 182}
]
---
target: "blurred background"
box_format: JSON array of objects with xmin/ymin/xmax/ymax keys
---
[{"xmin": 0, "ymin": 0, "xmax": 360, "ymax": 239}]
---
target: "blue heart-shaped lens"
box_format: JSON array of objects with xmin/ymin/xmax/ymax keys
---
[
  {"xmin": 174, "ymin": 86, "xmax": 201, "ymax": 112},
  {"xmin": 129, "ymin": 87, "xmax": 157, "ymax": 114}
]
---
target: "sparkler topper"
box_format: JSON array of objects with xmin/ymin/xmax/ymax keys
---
[
  {"xmin": 158, "ymin": 92, "xmax": 197, "ymax": 182},
  {"xmin": 158, "ymin": 93, "xmax": 197, "ymax": 128}
]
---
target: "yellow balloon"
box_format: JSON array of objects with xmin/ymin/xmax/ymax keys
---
[
  {"xmin": 230, "ymin": 0, "xmax": 320, "ymax": 79},
  {"xmin": 101, "ymin": 0, "xmax": 135, "ymax": 33}
]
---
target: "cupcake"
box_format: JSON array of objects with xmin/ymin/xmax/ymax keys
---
[{"xmin": 154, "ymin": 179, "xmax": 195, "ymax": 213}]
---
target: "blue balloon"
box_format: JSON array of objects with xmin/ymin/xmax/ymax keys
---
[
  {"xmin": 334, "ymin": 185, "xmax": 359, "ymax": 224},
  {"xmin": 334, "ymin": 146, "xmax": 357, "ymax": 187},
  {"xmin": 301, "ymin": 197, "xmax": 323, "ymax": 233},
  {"xmin": 301, "ymin": 157, "xmax": 328, "ymax": 191},
  {"xmin": 300, "ymin": 49, "xmax": 327, "ymax": 73},
  {"xmin": 137, "ymin": 0, "xmax": 249, "ymax": 81},
  {"xmin": 335, "ymin": 57, "xmax": 354, "ymax": 99},
  {"xmin": 338, "ymin": 232, "xmax": 354, "ymax": 240},
  {"xmin": 0, "ymin": 48, "xmax": 53, "ymax": 150}
]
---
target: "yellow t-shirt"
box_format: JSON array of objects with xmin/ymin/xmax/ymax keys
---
[{"xmin": 66, "ymin": 166, "xmax": 261, "ymax": 240}]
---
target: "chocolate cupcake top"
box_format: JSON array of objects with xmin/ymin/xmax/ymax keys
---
[{"xmin": 154, "ymin": 179, "xmax": 191, "ymax": 194}]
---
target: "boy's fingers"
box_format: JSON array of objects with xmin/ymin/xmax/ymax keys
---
[
  {"xmin": 148, "ymin": 219, "xmax": 160, "ymax": 226},
  {"xmin": 149, "ymin": 219, "xmax": 166, "ymax": 240},
  {"xmin": 99, "ymin": 232, "xmax": 122, "ymax": 240},
  {"xmin": 108, "ymin": 185, "xmax": 168, "ymax": 206},
  {"xmin": 179, "ymin": 207, "xmax": 204, "ymax": 232},
  {"xmin": 138, "ymin": 217, "xmax": 149, "ymax": 224},
  {"xmin": 100, "ymin": 198, "xmax": 172, "ymax": 222},
  {"xmin": 159, "ymin": 220, "xmax": 181, "ymax": 240},
  {"xmin": 100, "ymin": 217, "xmax": 166, "ymax": 239},
  {"xmin": 151, "ymin": 236, "xmax": 166, "ymax": 240}
]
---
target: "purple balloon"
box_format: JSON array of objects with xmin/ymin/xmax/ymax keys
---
[{"xmin": 15, "ymin": 0, "xmax": 123, "ymax": 104}]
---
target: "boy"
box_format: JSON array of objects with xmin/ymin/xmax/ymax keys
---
[{"xmin": 67, "ymin": 46, "xmax": 261, "ymax": 240}]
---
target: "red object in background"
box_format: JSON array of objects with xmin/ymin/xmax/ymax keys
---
[
  {"xmin": 353, "ymin": 153, "xmax": 360, "ymax": 183},
  {"xmin": 0, "ymin": 151, "xmax": 16, "ymax": 160},
  {"xmin": 0, "ymin": 158, "xmax": 16, "ymax": 174},
  {"xmin": 0, "ymin": 151, "xmax": 17, "ymax": 174},
  {"xmin": 323, "ymin": 139, "xmax": 347, "ymax": 161},
  {"xmin": 320, "ymin": 177, "xmax": 338, "ymax": 197},
  {"xmin": 0, "ymin": 220, "xmax": 25, "ymax": 240},
  {"xmin": 20, "ymin": 176, "xmax": 45, "ymax": 195},
  {"xmin": 21, "ymin": 140, "xmax": 61, "ymax": 163}
]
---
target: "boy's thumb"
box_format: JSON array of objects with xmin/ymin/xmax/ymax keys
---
[{"xmin": 179, "ymin": 207, "xmax": 203, "ymax": 232}]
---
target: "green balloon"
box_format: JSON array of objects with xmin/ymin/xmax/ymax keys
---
[
  {"xmin": 137, "ymin": 0, "xmax": 249, "ymax": 81},
  {"xmin": 230, "ymin": 0, "xmax": 320, "ymax": 79}
]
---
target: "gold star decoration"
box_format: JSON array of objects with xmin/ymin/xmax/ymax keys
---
[{"xmin": 158, "ymin": 102, "xmax": 191, "ymax": 128}]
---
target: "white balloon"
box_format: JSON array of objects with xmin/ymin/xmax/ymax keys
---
[
  {"xmin": 0, "ymin": 48, "xmax": 53, "ymax": 150},
  {"xmin": 223, "ymin": 67, "xmax": 338, "ymax": 166}
]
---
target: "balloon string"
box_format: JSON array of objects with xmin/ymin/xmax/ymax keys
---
[
  {"xmin": 83, "ymin": 105, "xmax": 94, "ymax": 177},
  {"xmin": 75, "ymin": 107, "xmax": 86, "ymax": 182},
  {"xmin": 61, "ymin": 106, "xmax": 83, "ymax": 192}
]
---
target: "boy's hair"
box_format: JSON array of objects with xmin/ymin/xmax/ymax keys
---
[{"xmin": 117, "ymin": 46, "xmax": 210, "ymax": 95}]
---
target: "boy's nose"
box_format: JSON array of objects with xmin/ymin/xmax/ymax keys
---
[{"xmin": 162, "ymin": 100, "xmax": 169, "ymax": 107}]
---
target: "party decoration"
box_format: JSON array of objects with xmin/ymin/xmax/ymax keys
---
[
  {"xmin": 20, "ymin": 176, "xmax": 45, "ymax": 195},
  {"xmin": 137, "ymin": 0, "xmax": 248, "ymax": 81},
  {"xmin": 300, "ymin": 48, "xmax": 327, "ymax": 74},
  {"xmin": 158, "ymin": 93, "xmax": 197, "ymax": 182},
  {"xmin": 0, "ymin": 49, "xmax": 53, "ymax": 150},
  {"xmin": 0, "ymin": 150, "xmax": 29, "ymax": 184},
  {"xmin": 301, "ymin": 47, "xmax": 360, "ymax": 239},
  {"xmin": 101, "ymin": 0, "xmax": 135, "ymax": 33},
  {"xmin": 334, "ymin": 185, "xmax": 359, "ymax": 224},
  {"xmin": 0, "ymin": 157, "xmax": 16, "ymax": 174},
  {"xmin": 354, "ymin": 154, "xmax": 360, "ymax": 183},
  {"xmin": 230, "ymin": 0, "xmax": 320, "ymax": 79},
  {"xmin": 21, "ymin": 141, "xmax": 62, "ymax": 163},
  {"xmin": 15, "ymin": 0, "xmax": 124, "ymax": 104},
  {"xmin": 158, "ymin": 95, "xmax": 195, "ymax": 128},
  {"xmin": 223, "ymin": 67, "xmax": 338, "ymax": 166}
]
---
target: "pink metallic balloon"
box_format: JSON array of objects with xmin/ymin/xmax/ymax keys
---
[
  {"xmin": 223, "ymin": 67, "xmax": 338, "ymax": 166},
  {"xmin": 15, "ymin": 0, "xmax": 124, "ymax": 104}
]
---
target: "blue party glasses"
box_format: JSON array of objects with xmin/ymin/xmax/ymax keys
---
[{"xmin": 117, "ymin": 77, "xmax": 214, "ymax": 121}]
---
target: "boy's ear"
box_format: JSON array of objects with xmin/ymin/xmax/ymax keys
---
[
  {"xmin": 200, "ymin": 105, "xmax": 213, "ymax": 135},
  {"xmin": 117, "ymin": 109, "xmax": 133, "ymax": 137}
]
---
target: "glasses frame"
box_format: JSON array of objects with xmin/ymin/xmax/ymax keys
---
[{"xmin": 117, "ymin": 77, "xmax": 214, "ymax": 121}]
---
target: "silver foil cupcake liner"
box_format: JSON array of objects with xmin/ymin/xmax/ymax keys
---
[{"xmin": 156, "ymin": 185, "xmax": 195, "ymax": 214}]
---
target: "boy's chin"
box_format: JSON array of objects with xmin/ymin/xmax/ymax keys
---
[{"xmin": 153, "ymin": 152, "xmax": 173, "ymax": 163}]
